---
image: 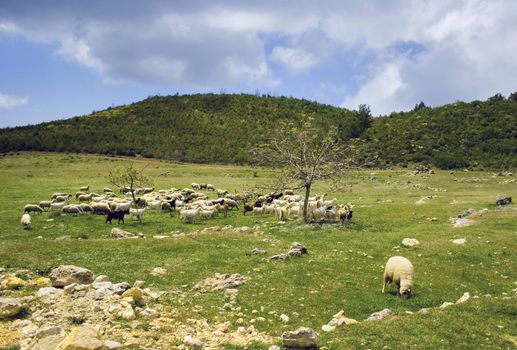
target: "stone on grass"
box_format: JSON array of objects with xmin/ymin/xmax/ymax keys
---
[
  {"xmin": 456, "ymin": 292, "xmax": 470, "ymax": 304},
  {"xmin": 183, "ymin": 335, "xmax": 203, "ymax": 350},
  {"xmin": 367, "ymin": 308, "xmax": 391, "ymax": 321},
  {"xmin": 49, "ymin": 265, "xmax": 94, "ymax": 287},
  {"xmin": 281, "ymin": 327, "xmax": 320, "ymax": 349},
  {"xmin": 193, "ymin": 273, "xmax": 248, "ymax": 292},
  {"xmin": 328, "ymin": 310, "xmax": 358, "ymax": 327},
  {"xmin": 36, "ymin": 287, "xmax": 63, "ymax": 298},
  {"xmin": 56, "ymin": 324, "xmax": 106, "ymax": 350},
  {"xmin": 2, "ymin": 276, "xmax": 27, "ymax": 289},
  {"xmin": 451, "ymin": 238, "xmax": 466, "ymax": 245},
  {"xmin": 401, "ymin": 238, "xmax": 420, "ymax": 248},
  {"xmin": 279, "ymin": 314, "xmax": 290, "ymax": 323},
  {"xmin": 150, "ymin": 267, "xmax": 167, "ymax": 276},
  {"xmin": 0, "ymin": 297, "xmax": 27, "ymax": 319},
  {"xmin": 321, "ymin": 324, "xmax": 335, "ymax": 332},
  {"xmin": 439, "ymin": 302, "xmax": 454, "ymax": 309}
]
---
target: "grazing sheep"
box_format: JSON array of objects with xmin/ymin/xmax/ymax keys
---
[
  {"xmin": 206, "ymin": 184, "xmax": 215, "ymax": 191},
  {"xmin": 21, "ymin": 213, "xmax": 31, "ymax": 230},
  {"xmin": 38, "ymin": 201, "xmax": 52, "ymax": 211},
  {"xmin": 217, "ymin": 189, "xmax": 228, "ymax": 197},
  {"xmin": 191, "ymin": 182, "xmax": 201, "ymax": 190},
  {"xmin": 179, "ymin": 207, "xmax": 201, "ymax": 223},
  {"xmin": 114, "ymin": 201, "xmax": 133, "ymax": 212},
  {"xmin": 75, "ymin": 191, "xmax": 86, "ymax": 199},
  {"xmin": 284, "ymin": 190, "xmax": 295, "ymax": 195},
  {"xmin": 24, "ymin": 204, "xmax": 43, "ymax": 214},
  {"xmin": 79, "ymin": 203, "xmax": 94, "ymax": 214},
  {"xmin": 62, "ymin": 204, "xmax": 84, "ymax": 216},
  {"xmin": 243, "ymin": 203, "xmax": 253, "ymax": 215},
  {"xmin": 199, "ymin": 183, "xmax": 208, "ymax": 189},
  {"xmin": 80, "ymin": 185, "xmax": 89, "ymax": 192},
  {"xmin": 50, "ymin": 201, "xmax": 67, "ymax": 211},
  {"xmin": 53, "ymin": 194, "xmax": 72, "ymax": 203},
  {"xmin": 103, "ymin": 187, "xmax": 113, "ymax": 193},
  {"xmin": 91, "ymin": 202, "xmax": 110, "ymax": 215},
  {"xmin": 51, "ymin": 192, "xmax": 69, "ymax": 199},
  {"xmin": 77, "ymin": 193, "xmax": 93, "ymax": 203},
  {"xmin": 383, "ymin": 256, "xmax": 414, "ymax": 298}
]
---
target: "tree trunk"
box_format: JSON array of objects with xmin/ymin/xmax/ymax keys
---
[{"xmin": 302, "ymin": 182, "xmax": 312, "ymax": 222}]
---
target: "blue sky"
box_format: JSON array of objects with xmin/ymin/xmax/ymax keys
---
[{"xmin": 1, "ymin": 0, "xmax": 516, "ymax": 127}]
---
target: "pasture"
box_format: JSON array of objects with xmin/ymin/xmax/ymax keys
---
[{"xmin": 0, "ymin": 152, "xmax": 515, "ymax": 349}]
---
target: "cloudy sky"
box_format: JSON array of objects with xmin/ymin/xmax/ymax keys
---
[{"xmin": 1, "ymin": 0, "xmax": 516, "ymax": 127}]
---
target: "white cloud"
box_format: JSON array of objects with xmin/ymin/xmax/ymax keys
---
[
  {"xmin": 0, "ymin": 92, "xmax": 28, "ymax": 110},
  {"xmin": 271, "ymin": 46, "xmax": 317, "ymax": 72}
]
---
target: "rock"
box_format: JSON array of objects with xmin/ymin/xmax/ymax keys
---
[
  {"xmin": 328, "ymin": 310, "xmax": 358, "ymax": 326},
  {"xmin": 269, "ymin": 253, "xmax": 289, "ymax": 260},
  {"xmin": 451, "ymin": 238, "xmax": 466, "ymax": 245},
  {"xmin": 288, "ymin": 242, "xmax": 308, "ymax": 256},
  {"xmin": 439, "ymin": 302, "xmax": 454, "ymax": 309},
  {"xmin": 496, "ymin": 197, "xmax": 512, "ymax": 206},
  {"xmin": 133, "ymin": 280, "xmax": 145, "ymax": 288},
  {"xmin": 250, "ymin": 248, "xmax": 267, "ymax": 255},
  {"xmin": 30, "ymin": 334, "xmax": 66, "ymax": 350},
  {"xmin": 32, "ymin": 277, "xmax": 52, "ymax": 287},
  {"xmin": 279, "ymin": 314, "xmax": 290, "ymax": 323},
  {"xmin": 281, "ymin": 327, "xmax": 320, "ymax": 349},
  {"xmin": 0, "ymin": 297, "xmax": 27, "ymax": 319},
  {"xmin": 94, "ymin": 275, "xmax": 110, "ymax": 283},
  {"xmin": 451, "ymin": 218, "xmax": 474, "ymax": 228},
  {"xmin": 49, "ymin": 265, "xmax": 94, "ymax": 287},
  {"xmin": 456, "ymin": 292, "xmax": 470, "ymax": 304},
  {"xmin": 2, "ymin": 276, "xmax": 27, "ymax": 289},
  {"xmin": 35, "ymin": 324, "xmax": 65, "ymax": 339},
  {"xmin": 401, "ymin": 238, "xmax": 420, "ymax": 248},
  {"xmin": 269, "ymin": 346, "xmax": 281, "ymax": 350},
  {"xmin": 112, "ymin": 282, "xmax": 130, "ymax": 295},
  {"xmin": 367, "ymin": 308, "xmax": 391, "ymax": 321},
  {"xmin": 121, "ymin": 287, "xmax": 145, "ymax": 307},
  {"xmin": 139, "ymin": 307, "xmax": 159, "ymax": 318},
  {"xmin": 321, "ymin": 324, "xmax": 335, "ymax": 332},
  {"xmin": 36, "ymin": 287, "xmax": 63, "ymax": 298},
  {"xmin": 150, "ymin": 267, "xmax": 167, "ymax": 276},
  {"xmin": 120, "ymin": 304, "xmax": 136, "ymax": 320},
  {"xmin": 183, "ymin": 335, "xmax": 203, "ymax": 350},
  {"xmin": 458, "ymin": 209, "xmax": 476, "ymax": 218},
  {"xmin": 110, "ymin": 227, "xmax": 136, "ymax": 239},
  {"xmin": 193, "ymin": 273, "xmax": 248, "ymax": 292},
  {"xmin": 55, "ymin": 324, "xmax": 107, "ymax": 350},
  {"xmin": 104, "ymin": 340, "xmax": 122, "ymax": 350}
]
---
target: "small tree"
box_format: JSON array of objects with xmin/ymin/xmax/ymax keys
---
[
  {"xmin": 254, "ymin": 117, "xmax": 354, "ymax": 222},
  {"xmin": 108, "ymin": 163, "xmax": 152, "ymax": 214}
]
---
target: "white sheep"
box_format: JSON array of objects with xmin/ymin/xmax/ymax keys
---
[
  {"xmin": 206, "ymin": 184, "xmax": 215, "ymax": 191},
  {"xmin": 53, "ymin": 194, "xmax": 71, "ymax": 203},
  {"xmin": 62, "ymin": 204, "xmax": 84, "ymax": 216},
  {"xmin": 217, "ymin": 189, "xmax": 228, "ymax": 197},
  {"xmin": 80, "ymin": 185, "xmax": 89, "ymax": 192},
  {"xmin": 191, "ymin": 182, "xmax": 201, "ymax": 190},
  {"xmin": 129, "ymin": 208, "xmax": 146, "ymax": 220},
  {"xmin": 24, "ymin": 204, "xmax": 43, "ymax": 214},
  {"xmin": 21, "ymin": 213, "xmax": 31, "ymax": 230},
  {"xmin": 103, "ymin": 187, "xmax": 113, "ymax": 193},
  {"xmin": 383, "ymin": 256, "xmax": 414, "ymax": 298},
  {"xmin": 50, "ymin": 201, "xmax": 67, "ymax": 211},
  {"xmin": 39, "ymin": 200, "xmax": 52, "ymax": 211},
  {"xmin": 114, "ymin": 200, "xmax": 133, "ymax": 212},
  {"xmin": 179, "ymin": 207, "xmax": 201, "ymax": 223}
]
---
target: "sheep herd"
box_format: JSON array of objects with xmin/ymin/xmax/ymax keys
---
[{"xmin": 21, "ymin": 182, "xmax": 354, "ymax": 229}]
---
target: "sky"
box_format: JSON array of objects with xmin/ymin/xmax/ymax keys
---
[{"xmin": 1, "ymin": 0, "xmax": 516, "ymax": 127}]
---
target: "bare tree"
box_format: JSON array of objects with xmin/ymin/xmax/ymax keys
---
[
  {"xmin": 254, "ymin": 117, "xmax": 354, "ymax": 222},
  {"xmin": 108, "ymin": 163, "xmax": 152, "ymax": 208}
]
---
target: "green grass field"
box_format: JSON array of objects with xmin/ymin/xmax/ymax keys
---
[{"xmin": 0, "ymin": 152, "xmax": 515, "ymax": 349}]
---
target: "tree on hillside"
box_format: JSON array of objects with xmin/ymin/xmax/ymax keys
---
[
  {"xmin": 254, "ymin": 117, "xmax": 355, "ymax": 222},
  {"xmin": 108, "ymin": 163, "xmax": 152, "ymax": 220}
]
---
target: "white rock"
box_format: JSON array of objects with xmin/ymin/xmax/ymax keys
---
[
  {"xmin": 367, "ymin": 308, "xmax": 391, "ymax": 321},
  {"xmin": 279, "ymin": 314, "xmax": 290, "ymax": 323},
  {"xmin": 456, "ymin": 292, "xmax": 470, "ymax": 304},
  {"xmin": 36, "ymin": 287, "xmax": 62, "ymax": 298},
  {"xmin": 452, "ymin": 238, "xmax": 466, "ymax": 245},
  {"xmin": 322, "ymin": 324, "xmax": 335, "ymax": 332},
  {"xmin": 401, "ymin": 238, "xmax": 420, "ymax": 248},
  {"xmin": 281, "ymin": 327, "xmax": 320, "ymax": 348},
  {"xmin": 150, "ymin": 267, "xmax": 167, "ymax": 276},
  {"xmin": 439, "ymin": 302, "xmax": 454, "ymax": 308}
]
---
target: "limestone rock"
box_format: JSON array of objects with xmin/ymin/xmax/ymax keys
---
[
  {"xmin": 193, "ymin": 273, "xmax": 248, "ymax": 292},
  {"xmin": 30, "ymin": 334, "xmax": 66, "ymax": 350},
  {"xmin": 456, "ymin": 292, "xmax": 470, "ymax": 304},
  {"xmin": 367, "ymin": 308, "xmax": 391, "ymax": 321},
  {"xmin": 451, "ymin": 238, "xmax": 466, "ymax": 245},
  {"xmin": 49, "ymin": 265, "xmax": 94, "ymax": 287},
  {"xmin": 281, "ymin": 327, "xmax": 320, "ymax": 349},
  {"xmin": 401, "ymin": 238, "xmax": 420, "ymax": 248},
  {"xmin": 36, "ymin": 287, "xmax": 63, "ymax": 298},
  {"xmin": 328, "ymin": 310, "xmax": 358, "ymax": 327},
  {"xmin": 0, "ymin": 297, "xmax": 27, "ymax": 319},
  {"xmin": 439, "ymin": 302, "xmax": 454, "ymax": 309},
  {"xmin": 150, "ymin": 267, "xmax": 167, "ymax": 276},
  {"xmin": 55, "ymin": 324, "xmax": 107, "ymax": 350},
  {"xmin": 183, "ymin": 335, "xmax": 203, "ymax": 350},
  {"xmin": 321, "ymin": 324, "xmax": 335, "ymax": 332},
  {"xmin": 2, "ymin": 276, "xmax": 27, "ymax": 289},
  {"xmin": 121, "ymin": 287, "xmax": 145, "ymax": 306}
]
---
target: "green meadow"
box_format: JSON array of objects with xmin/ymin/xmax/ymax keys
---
[{"xmin": 0, "ymin": 152, "xmax": 515, "ymax": 349}]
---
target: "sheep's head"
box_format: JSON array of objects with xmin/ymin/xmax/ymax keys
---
[{"xmin": 400, "ymin": 286, "xmax": 412, "ymax": 298}]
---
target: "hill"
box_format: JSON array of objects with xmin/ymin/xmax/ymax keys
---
[{"xmin": 0, "ymin": 93, "xmax": 515, "ymax": 169}]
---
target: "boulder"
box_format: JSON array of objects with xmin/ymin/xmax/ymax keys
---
[
  {"xmin": 36, "ymin": 287, "xmax": 63, "ymax": 298},
  {"xmin": 56, "ymin": 324, "xmax": 107, "ymax": 350},
  {"xmin": 193, "ymin": 273, "xmax": 248, "ymax": 292},
  {"xmin": 49, "ymin": 265, "xmax": 94, "ymax": 287},
  {"xmin": 367, "ymin": 308, "xmax": 391, "ymax": 321},
  {"xmin": 401, "ymin": 238, "xmax": 420, "ymax": 248},
  {"xmin": 0, "ymin": 297, "xmax": 27, "ymax": 319},
  {"xmin": 451, "ymin": 238, "xmax": 466, "ymax": 245},
  {"xmin": 281, "ymin": 327, "xmax": 320, "ymax": 349},
  {"xmin": 2, "ymin": 276, "xmax": 27, "ymax": 289}
]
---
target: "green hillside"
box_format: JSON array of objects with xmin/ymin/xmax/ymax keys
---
[{"xmin": 0, "ymin": 93, "xmax": 516, "ymax": 169}]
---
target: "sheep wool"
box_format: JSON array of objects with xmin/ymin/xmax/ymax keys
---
[
  {"xmin": 21, "ymin": 213, "xmax": 31, "ymax": 230},
  {"xmin": 383, "ymin": 256, "xmax": 414, "ymax": 298}
]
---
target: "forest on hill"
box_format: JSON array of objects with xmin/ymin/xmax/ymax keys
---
[{"xmin": 0, "ymin": 93, "xmax": 516, "ymax": 169}]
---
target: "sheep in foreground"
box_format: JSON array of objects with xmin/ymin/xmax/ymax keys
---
[
  {"xmin": 383, "ymin": 256, "xmax": 414, "ymax": 298},
  {"xmin": 24, "ymin": 204, "xmax": 43, "ymax": 214},
  {"xmin": 62, "ymin": 204, "xmax": 84, "ymax": 216},
  {"xmin": 21, "ymin": 213, "xmax": 31, "ymax": 230}
]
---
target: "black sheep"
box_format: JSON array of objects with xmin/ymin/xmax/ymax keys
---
[{"xmin": 106, "ymin": 210, "xmax": 129, "ymax": 224}]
